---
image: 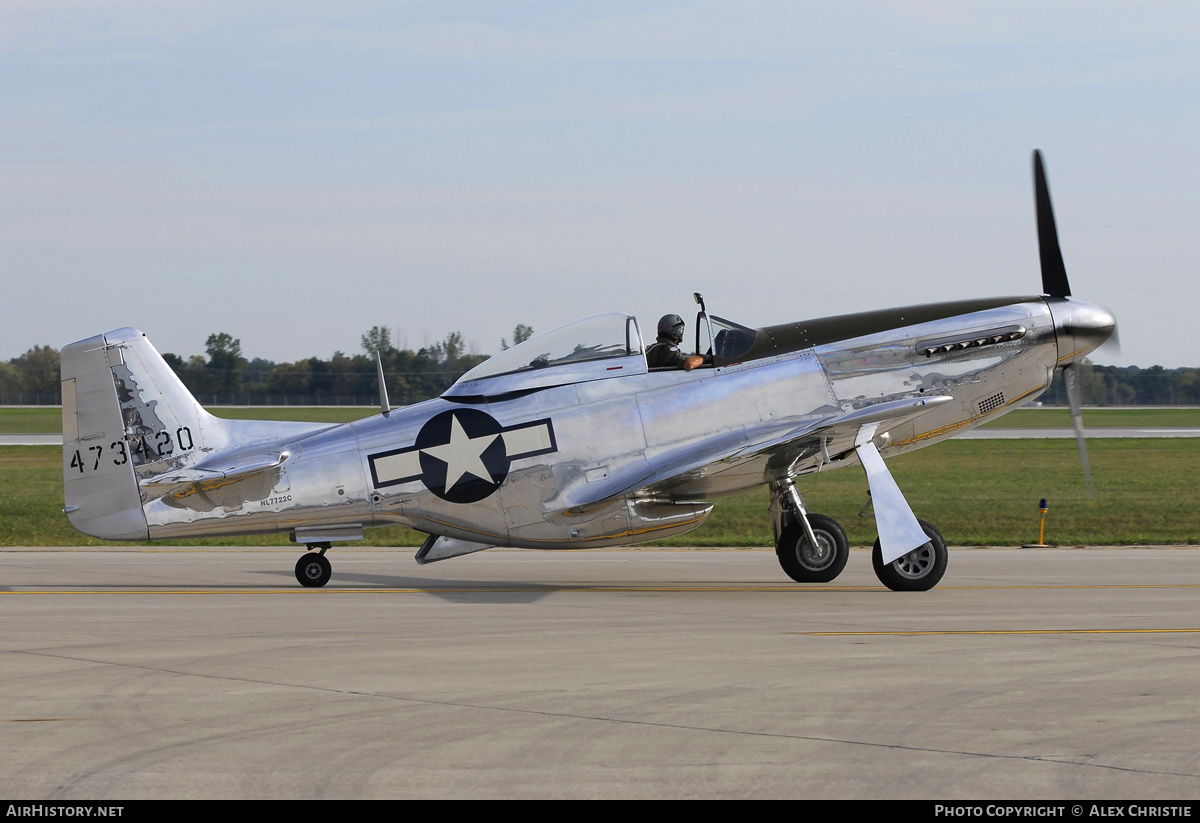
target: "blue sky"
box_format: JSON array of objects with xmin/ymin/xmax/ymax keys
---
[{"xmin": 2, "ymin": 2, "xmax": 1197, "ymax": 367}]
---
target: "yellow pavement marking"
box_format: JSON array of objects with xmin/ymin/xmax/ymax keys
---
[{"xmin": 797, "ymin": 628, "xmax": 1200, "ymax": 636}]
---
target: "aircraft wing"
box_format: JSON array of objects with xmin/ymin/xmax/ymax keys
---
[{"xmin": 553, "ymin": 395, "xmax": 953, "ymax": 511}]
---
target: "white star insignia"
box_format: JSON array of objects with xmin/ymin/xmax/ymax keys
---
[{"xmin": 421, "ymin": 415, "xmax": 499, "ymax": 492}]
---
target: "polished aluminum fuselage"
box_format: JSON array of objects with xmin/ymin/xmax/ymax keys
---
[{"xmin": 126, "ymin": 294, "xmax": 1096, "ymax": 549}]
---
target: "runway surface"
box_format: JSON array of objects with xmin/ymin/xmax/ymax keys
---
[{"xmin": 2, "ymin": 546, "xmax": 1198, "ymax": 799}]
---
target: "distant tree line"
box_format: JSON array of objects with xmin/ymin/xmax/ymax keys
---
[
  {"xmin": 0, "ymin": 324, "xmax": 532, "ymax": 406},
  {"xmin": 4, "ymin": 337, "xmax": 1200, "ymax": 407},
  {"xmin": 149, "ymin": 327, "xmax": 490, "ymax": 406},
  {"xmin": 1039, "ymin": 362, "xmax": 1200, "ymax": 406},
  {"xmin": 0, "ymin": 345, "xmax": 60, "ymax": 403}
]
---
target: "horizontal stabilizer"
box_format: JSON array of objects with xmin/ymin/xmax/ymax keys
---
[{"xmin": 142, "ymin": 452, "xmax": 290, "ymax": 493}]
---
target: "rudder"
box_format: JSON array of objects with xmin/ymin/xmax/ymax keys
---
[{"xmin": 61, "ymin": 327, "xmax": 219, "ymax": 540}]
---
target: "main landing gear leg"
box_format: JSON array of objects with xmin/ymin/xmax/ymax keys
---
[
  {"xmin": 295, "ymin": 543, "xmax": 333, "ymax": 588},
  {"xmin": 769, "ymin": 480, "xmax": 849, "ymax": 584}
]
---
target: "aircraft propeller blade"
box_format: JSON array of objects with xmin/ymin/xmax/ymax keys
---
[
  {"xmin": 1034, "ymin": 150, "xmax": 1071, "ymax": 298},
  {"xmin": 1096, "ymin": 322, "xmax": 1122, "ymax": 359},
  {"xmin": 1062, "ymin": 362, "xmax": 1095, "ymax": 497}
]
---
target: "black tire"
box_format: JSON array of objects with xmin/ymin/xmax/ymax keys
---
[
  {"xmin": 776, "ymin": 514, "xmax": 849, "ymax": 583},
  {"xmin": 295, "ymin": 552, "xmax": 332, "ymax": 588},
  {"xmin": 871, "ymin": 520, "xmax": 947, "ymax": 592}
]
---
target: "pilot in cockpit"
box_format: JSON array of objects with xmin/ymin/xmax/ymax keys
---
[{"xmin": 646, "ymin": 314, "xmax": 705, "ymax": 371}]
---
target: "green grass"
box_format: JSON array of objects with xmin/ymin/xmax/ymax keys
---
[
  {"xmin": 655, "ymin": 439, "xmax": 1199, "ymax": 547},
  {"xmin": 0, "ymin": 408, "xmax": 65, "ymax": 433},
  {"xmin": 6, "ymin": 441, "xmax": 1197, "ymax": 548},
  {"xmin": 979, "ymin": 407, "xmax": 1200, "ymax": 428},
  {"xmin": 8, "ymin": 406, "xmax": 1198, "ymax": 434},
  {"xmin": 208, "ymin": 407, "xmax": 378, "ymax": 424},
  {"xmin": 0, "ymin": 446, "xmax": 425, "ymax": 548},
  {"xmin": 0, "ymin": 406, "xmax": 378, "ymax": 433}
]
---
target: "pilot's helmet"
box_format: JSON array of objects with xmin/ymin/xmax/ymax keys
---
[{"xmin": 657, "ymin": 314, "xmax": 685, "ymax": 344}]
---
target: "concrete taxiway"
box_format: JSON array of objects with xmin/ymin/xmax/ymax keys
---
[{"xmin": 1, "ymin": 546, "xmax": 1198, "ymax": 799}]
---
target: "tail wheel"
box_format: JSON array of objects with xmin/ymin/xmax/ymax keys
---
[
  {"xmin": 872, "ymin": 520, "xmax": 948, "ymax": 592},
  {"xmin": 295, "ymin": 552, "xmax": 332, "ymax": 588},
  {"xmin": 776, "ymin": 514, "xmax": 849, "ymax": 583}
]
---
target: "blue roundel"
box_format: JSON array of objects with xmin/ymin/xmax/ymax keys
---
[{"xmin": 415, "ymin": 409, "xmax": 510, "ymax": 503}]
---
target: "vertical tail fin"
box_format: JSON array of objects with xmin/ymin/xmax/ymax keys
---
[
  {"xmin": 62, "ymin": 327, "xmax": 339, "ymax": 541},
  {"xmin": 61, "ymin": 327, "xmax": 217, "ymax": 539}
]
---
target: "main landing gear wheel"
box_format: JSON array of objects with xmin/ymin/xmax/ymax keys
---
[
  {"xmin": 872, "ymin": 520, "xmax": 947, "ymax": 592},
  {"xmin": 776, "ymin": 513, "xmax": 849, "ymax": 583},
  {"xmin": 295, "ymin": 551, "xmax": 332, "ymax": 588}
]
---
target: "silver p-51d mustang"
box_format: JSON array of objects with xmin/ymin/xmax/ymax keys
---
[{"xmin": 61, "ymin": 152, "xmax": 1115, "ymax": 591}]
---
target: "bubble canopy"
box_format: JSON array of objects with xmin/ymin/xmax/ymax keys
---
[{"xmin": 444, "ymin": 313, "xmax": 647, "ymax": 398}]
